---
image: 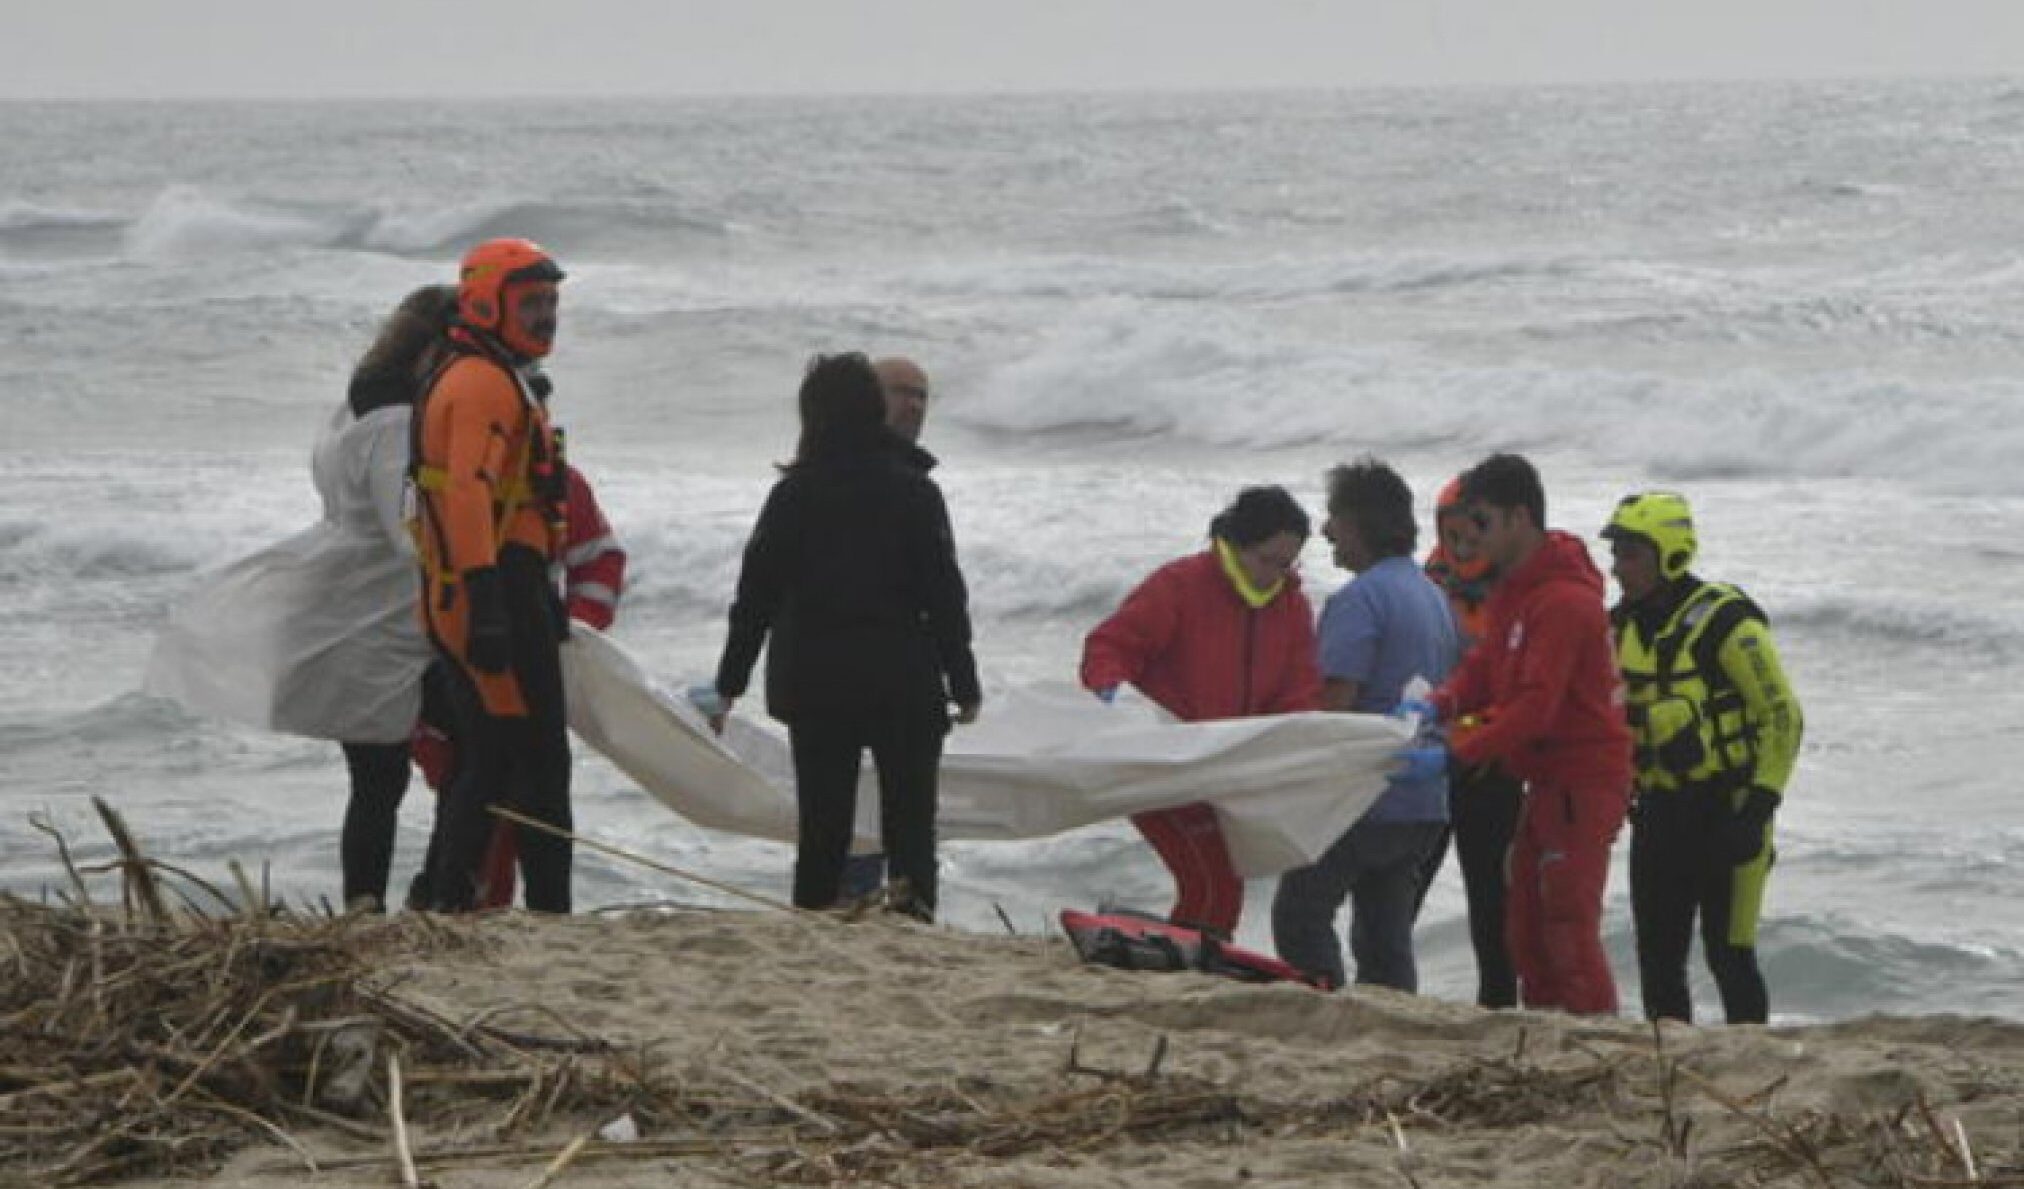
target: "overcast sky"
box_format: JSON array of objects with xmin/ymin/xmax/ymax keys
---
[{"xmin": 7, "ymin": 0, "xmax": 2024, "ymax": 100}]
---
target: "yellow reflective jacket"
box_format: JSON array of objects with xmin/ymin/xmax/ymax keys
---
[{"xmin": 1613, "ymin": 580, "xmax": 1803, "ymax": 800}]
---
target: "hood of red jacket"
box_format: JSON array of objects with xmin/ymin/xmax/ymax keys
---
[{"xmin": 1498, "ymin": 529, "xmax": 1606, "ymax": 603}]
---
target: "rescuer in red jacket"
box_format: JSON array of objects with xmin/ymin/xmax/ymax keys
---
[
  {"xmin": 1410, "ymin": 453, "xmax": 1633, "ymax": 1016},
  {"xmin": 1081, "ymin": 485, "xmax": 1324, "ymax": 937}
]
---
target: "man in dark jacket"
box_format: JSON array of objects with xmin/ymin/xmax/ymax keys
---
[
  {"xmin": 1420, "ymin": 454, "xmax": 1633, "ymax": 1015},
  {"xmin": 711, "ymin": 354, "xmax": 981, "ymax": 920}
]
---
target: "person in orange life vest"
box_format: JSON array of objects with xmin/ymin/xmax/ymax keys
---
[
  {"xmin": 1415, "ymin": 474, "xmax": 1526, "ymax": 1008},
  {"xmin": 1404, "ymin": 454, "xmax": 1633, "ymax": 1015},
  {"xmin": 1080, "ymin": 486, "xmax": 1324, "ymax": 938},
  {"xmin": 410, "ymin": 462, "xmax": 626, "ymax": 908},
  {"xmin": 410, "ymin": 237, "xmax": 575, "ymax": 913}
]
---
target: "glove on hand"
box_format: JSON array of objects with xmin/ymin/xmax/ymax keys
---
[
  {"xmin": 1391, "ymin": 744, "xmax": 1448, "ymax": 783},
  {"xmin": 1093, "ymin": 685, "xmax": 1118, "ymax": 704},
  {"xmin": 463, "ymin": 566, "xmax": 513, "ymax": 676},
  {"xmin": 1725, "ymin": 787, "xmax": 1779, "ymax": 866},
  {"xmin": 1392, "ymin": 696, "xmax": 1438, "ymax": 728}
]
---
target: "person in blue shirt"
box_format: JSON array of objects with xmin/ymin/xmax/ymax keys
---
[{"xmin": 1270, "ymin": 459, "xmax": 1460, "ymax": 991}]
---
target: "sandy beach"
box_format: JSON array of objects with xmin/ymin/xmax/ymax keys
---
[{"xmin": 17, "ymin": 901, "xmax": 2018, "ymax": 1189}]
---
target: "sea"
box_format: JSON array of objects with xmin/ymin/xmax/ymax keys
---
[{"xmin": 4, "ymin": 81, "xmax": 2022, "ymax": 1024}]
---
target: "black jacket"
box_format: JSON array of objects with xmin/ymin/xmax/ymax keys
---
[{"xmin": 715, "ymin": 434, "xmax": 980, "ymax": 725}]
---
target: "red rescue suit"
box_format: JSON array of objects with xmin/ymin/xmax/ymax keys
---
[
  {"xmin": 1082, "ymin": 550, "xmax": 1323, "ymax": 936},
  {"xmin": 1432, "ymin": 531, "xmax": 1632, "ymax": 1015}
]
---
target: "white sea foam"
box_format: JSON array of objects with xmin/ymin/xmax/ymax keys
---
[{"xmin": 124, "ymin": 186, "xmax": 348, "ymax": 259}]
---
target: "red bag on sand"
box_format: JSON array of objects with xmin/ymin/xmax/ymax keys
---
[{"xmin": 1060, "ymin": 909, "xmax": 1329, "ymax": 989}]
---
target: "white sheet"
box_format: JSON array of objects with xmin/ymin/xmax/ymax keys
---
[{"xmin": 562, "ymin": 627, "xmax": 1408, "ymax": 878}]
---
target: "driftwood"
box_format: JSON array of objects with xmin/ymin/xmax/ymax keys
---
[{"xmin": 5, "ymin": 805, "xmax": 2023, "ymax": 1187}]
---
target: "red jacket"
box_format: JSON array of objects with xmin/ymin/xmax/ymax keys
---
[
  {"xmin": 1432, "ymin": 531, "xmax": 1632, "ymax": 789},
  {"xmin": 1081, "ymin": 550, "xmax": 1322, "ymax": 722},
  {"xmin": 562, "ymin": 466, "xmax": 626, "ymax": 631}
]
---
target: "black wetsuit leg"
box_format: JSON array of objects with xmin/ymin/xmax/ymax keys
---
[
  {"xmin": 1700, "ymin": 839, "xmax": 1770, "ymax": 1025},
  {"xmin": 1631, "ymin": 791, "xmax": 1709, "ymax": 1022},
  {"xmin": 501, "ymin": 549, "xmax": 572, "ymax": 914},
  {"xmin": 339, "ymin": 740, "xmax": 411, "ymax": 908},
  {"xmin": 1451, "ymin": 764, "xmax": 1523, "ymax": 1008},
  {"xmin": 428, "ymin": 661, "xmax": 503, "ymax": 911},
  {"xmin": 788, "ymin": 715, "xmax": 864, "ymax": 911},
  {"xmin": 1410, "ymin": 823, "xmax": 1451, "ymax": 920},
  {"xmin": 426, "ymin": 545, "xmax": 572, "ymax": 913},
  {"xmin": 870, "ymin": 710, "xmax": 947, "ymax": 920}
]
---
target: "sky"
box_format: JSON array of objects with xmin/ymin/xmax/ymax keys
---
[{"xmin": 5, "ymin": 0, "xmax": 2024, "ymax": 100}]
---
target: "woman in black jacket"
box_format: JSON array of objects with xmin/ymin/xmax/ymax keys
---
[{"xmin": 712, "ymin": 353, "xmax": 982, "ymax": 919}]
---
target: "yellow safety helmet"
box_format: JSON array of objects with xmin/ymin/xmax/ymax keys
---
[{"xmin": 1602, "ymin": 491, "xmax": 1697, "ymax": 580}]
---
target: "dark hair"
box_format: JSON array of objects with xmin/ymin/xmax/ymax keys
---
[
  {"xmin": 1459, "ymin": 452, "xmax": 1546, "ymax": 529},
  {"xmin": 1325, "ymin": 457, "xmax": 1417, "ymax": 558},
  {"xmin": 349, "ymin": 284, "xmax": 458, "ymax": 415},
  {"xmin": 1209, "ymin": 485, "xmax": 1310, "ymax": 547},
  {"xmin": 792, "ymin": 352, "xmax": 888, "ymax": 467},
  {"xmin": 355, "ymin": 284, "xmax": 457, "ymax": 382}
]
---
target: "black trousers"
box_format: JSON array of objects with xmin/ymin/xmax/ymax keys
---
[
  {"xmin": 786, "ymin": 708, "xmax": 945, "ymax": 918},
  {"xmin": 339, "ymin": 740, "xmax": 412, "ymax": 908},
  {"xmin": 1451, "ymin": 764, "xmax": 1524, "ymax": 1009},
  {"xmin": 426, "ymin": 546, "xmax": 573, "ymax": 913},
  {"xmin": 1631, "ymin": 789, "xmax": 1769, "ymax": 1024}
]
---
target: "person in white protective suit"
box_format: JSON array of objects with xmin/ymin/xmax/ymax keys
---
[{"xmin": 145, "ymin": 285, "xmax": 455, "ymax": 910}]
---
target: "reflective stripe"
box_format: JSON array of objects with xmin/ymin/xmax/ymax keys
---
[
  {"xmin": 569, "ymin": 581, "xmax": 618, "ymax": 607},
  {"xmin": 563, "ymin": 534, "xmax": 620, "ymax": 569},
  {"xmin": 413, "ymin": 463, "xmax": 533, "ymax": 504}
]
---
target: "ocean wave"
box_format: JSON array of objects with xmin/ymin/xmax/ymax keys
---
[
  {"xmin": 356, "ymin": 197, "xmax": 733, "ymax": 256},
  {"xmin": 1775, "ymin": 594, "xmax": 2024, "ymax": 658},
  {"xmin": 115, "ymin": 186, "xmax": 732, "ymax": 261},
  {"xmin": 0, "ymin": 200, "xmax": 125, "ymax": 234},
  {"xmin": 950, "ymin": 301, "xmax": 2024, "ymax": 495},
  {"xmin": 0, "ymin": 514, "xmax": 215, "ymax": 584},
  {"xmin": 0, "ymin": 691, "xmax": 194, "ymax": 753},
  {"xmin": 126, "ymin": 187, "xmax": 346, "ymax": 259},
  {"xmin": 1757, "ymin": 914, "xmax": 2024, "ymax": 1018},
  {"xmin": 897, "ymin": 249, "xmax": 1587, "ymax": 303},
  {"xmin": 0, "ymin": 200, "xmax": 129, "ymax": 260}
]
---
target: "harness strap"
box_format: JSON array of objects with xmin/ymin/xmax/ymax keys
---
[{"xmin": 407, "ymin": 349, "xmax": 544, "ymax": 598}]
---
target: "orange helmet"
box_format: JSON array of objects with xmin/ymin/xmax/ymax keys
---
[
  {"xmin": 1435, "ymin": 475, "xmax": 1466, "ymax": 519},
  {"xmin": 458, "ymin": 238, "xmax": 564, "ymax": 358}
]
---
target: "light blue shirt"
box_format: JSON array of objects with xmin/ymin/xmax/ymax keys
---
[{"xmin": 1317, "ymin": 555, "xmax": 1460, "ymax": 823}]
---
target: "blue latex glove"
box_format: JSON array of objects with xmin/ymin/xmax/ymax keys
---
[
  {"xmin": 1392, "ymin": 696, "xmax": 1437, "ymax": 726},
  {"xmin": 1094, "ymin": 685, "xmax": 1118, "ymax": 704},
  {"xmin": 1390, "ymin": 744, "xmax": 1447, "ymax": 783},
  {"xmin": 686, "ymin": 682, "xmax": 726, "ymax": 718}
]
